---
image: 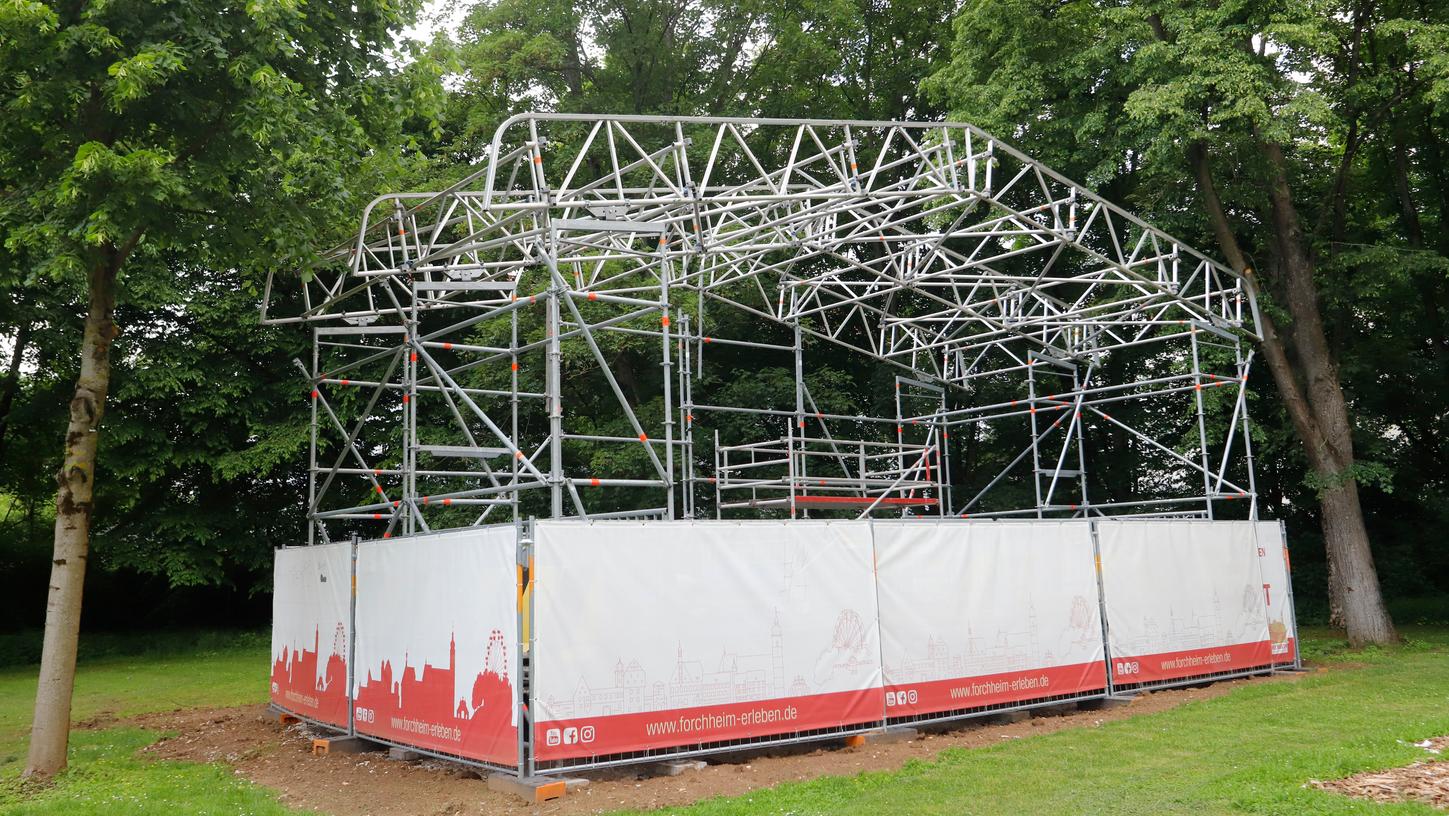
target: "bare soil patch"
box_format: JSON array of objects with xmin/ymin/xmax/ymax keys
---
[
  {"xmin": 1313, "ymin": 737, "xmax": 1449, "ymax": 810},
  {"xmin": 136, "ymin": 676, "xmax": 1283, "ymax": 815}
]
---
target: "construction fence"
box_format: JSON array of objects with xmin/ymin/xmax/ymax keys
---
[{"xmin": 270, "ymin": 518, "xmax": 1298, "ymax": 776}]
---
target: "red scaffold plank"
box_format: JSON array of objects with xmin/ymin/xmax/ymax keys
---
[{"xmin": 789, "ymin": 495, "xmax": 938, "ymax": 508}]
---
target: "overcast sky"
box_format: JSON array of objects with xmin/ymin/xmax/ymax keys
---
[{"xmin": 400, "ymin": 0, "xmax": 468, "ymax": 47}]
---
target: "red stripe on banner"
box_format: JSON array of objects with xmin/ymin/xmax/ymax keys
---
[
  {"xmin": 1111, "ymin": 640, "xmax": 1274, "ymax": 684},
  {"xmin": 883, "ymin": 661, "xmax": 1107, "ymax": 717},
  {"xmin": 535, "ymin": 687, "xmax": 884, "ymax": 760}
]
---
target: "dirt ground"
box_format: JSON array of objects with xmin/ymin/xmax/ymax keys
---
[
  {"xmin": 1313, "ymin": 736, "xmax": 1449, "ymax": 811},
  {"xmin": 125, "ymin": 676, "xmax": 1290, "ymax": 816}
]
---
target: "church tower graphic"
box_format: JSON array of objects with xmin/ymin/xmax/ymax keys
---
[{"xmin": 771, "ymin": 611, "xmax": 785, "ymax": 699}]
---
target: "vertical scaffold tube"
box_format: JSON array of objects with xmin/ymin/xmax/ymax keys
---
[
  {"xmin": 660, "ymin": 252, "xmax": 676, "ymax": 519},
  {"xmin": 547, "ymin": 286, "xmax": 563, "ymax": 519},
  {"xmin": 1028, "ymin": 359, "xmax": 1043, "ymax": 518},
  {"xmin": 1190, "ymin": 329, "xmax": 1215, "ymax": 519}
]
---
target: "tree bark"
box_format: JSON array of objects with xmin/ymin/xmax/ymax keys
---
[
  {"xmin": 1258, "ymin": 139, "xmax": 1394, "ymax": 643},
  {"xmin": 24, "ymin": 254, "xmax": 121, "ymax": 779},
  {"xmin": 1188, "ymin": 140, "xmax": 1396, "ymax": 646}
]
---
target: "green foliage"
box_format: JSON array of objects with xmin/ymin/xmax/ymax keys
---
[
  {"xmin": 0, "ymin": 0, "xmax": 441, "ymax": 282},
  {"xmin": 444, "ymin": 0, "xmax": 956, "ymax": 147},
  {"xmin": 929, "ymin": 0, "xmax": 1449, "ymax": 611},
  {"xmin": 93, "ymin": 269, "xmax": 312, "ymax": 586},
  {"xmin": 0, "ymin": 629, "xmax": 267, "ymax": 670},
  {"xmin": 0, "ymin": 0, "xmax": 447, "ymax": 590}
]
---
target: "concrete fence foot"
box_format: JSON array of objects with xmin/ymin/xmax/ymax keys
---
[
  {"xmin": 487, "ymin": 773, "xmax": 569, "ymax": 803},
  {"xmin": 386, "ymin": 746, "xmax": 423, "ymax": 761},
  {"xmin": 644, "ymin": 759, "xmax": 707, "ymax": 777}
]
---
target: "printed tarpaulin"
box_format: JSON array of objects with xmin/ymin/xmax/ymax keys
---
[
  {"xmin": 1255, "ymin": 522, "xmax": 1298, "ymax": 665},
  {"xmin": 874, "ymin": 520, "xmax": 1107, "ymax": 717},
  {"xmin": 271, "ymin": 542, "xmax": 353, "ymax": 728},
  {"xmin": 270, "ymin": 516, "xmax": 1298, "ymax": 770},
  {"xmin": 1098, "ymin": 520, "xmax": 1272, "ymax": 685},
  {"xmin": 531, "ymin": 520, "xmax": 883, "ymax": 761},
  {"xmin": 351, "ymin": 527, "xmax": 519, "ymax": 765}
]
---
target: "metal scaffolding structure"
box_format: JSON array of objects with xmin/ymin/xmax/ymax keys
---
[{"xmin": 261, "ymin": 113, "xmax": 1263, "ymax": 545}]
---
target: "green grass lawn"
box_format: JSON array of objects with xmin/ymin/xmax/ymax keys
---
[
  {"xmin": 0, "ymin": 632, "xmax": 303, "ymax": 815},
  {"xmin": 634, "ymin": 627, "xmax": 1449, "ymax": 816},
  {"xmin": 1, "ymin": 628, "xmax": 1448, "ymax": 815}
]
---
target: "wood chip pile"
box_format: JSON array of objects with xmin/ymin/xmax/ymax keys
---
[{"xmin": 1313, "ymin": 737, "xmax": 1449, "ymax": 810}]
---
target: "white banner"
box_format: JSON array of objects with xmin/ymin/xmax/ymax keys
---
[
  {"xmin": 1255, "ymin": 522, "xmax": 1298, "ymax": 664},
  {"xmin": 352, "ymin": 526, "xmax": 519, "ymax": 766},
  {"xmin": 532, "ymin": 520, "xmax": 882, "ymax": 760},
  {"xmin": 874, "ymin": 521, "xmax": 1106, "ymax": 716},
  {"xmin": 271, "ymin": 542, "xmax": 352, "ymax": 728},
  {"xmin": 1098, "ymin": 520, "xmax": 1271, "ymax": 684}
]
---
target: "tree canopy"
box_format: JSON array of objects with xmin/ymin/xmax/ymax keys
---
[
  {"xmin": 2, "ymin": 0, "xmax": 1446, "ymax": 662},
  {"xmin": 1, "ymin": 0, "xmax": 445, "ymax": 588},
  {"xmin": 1, "ymin": 0, "xmax": 447, "ymax": 775},
  {"xmin": 929, "ymin": 0, "xmax": 1449, "ymax": 637}
]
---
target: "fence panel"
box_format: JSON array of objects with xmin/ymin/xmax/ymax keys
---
[
  {"xmin": 531, "ymin": 520, "xmax": 883, "ymax": 765},
  {"xmin": 1098, "ymin": 520, "xmax": 1272, "ymax": 688},
  {"xmin": 874, "ymin": 520, "xmax": 1107, "ymax": 721},
  {"xmin": 270, "ymin": 542, "xmax": 353, "ymax": 729},
  {"xmin": 1255, "ymin": 522, "xmax": 1299, "ymax": 667},
  {"xmin": 352, "ymin": 527, "xmax": 520, "ymax": 767},
  {"xmin": 271, "ymin": 517, "xmax": 1297, "ymax": 773}
]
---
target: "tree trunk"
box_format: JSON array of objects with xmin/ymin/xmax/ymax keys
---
[
  {"xmin": 1319, "ymin": 474, "xmax": 1396, "ymax": 643},
  {"xmin": 24, "ymin": 256, "xmax": 120, "ymax": 779},
  {"xmin": 1189, "ymin": 140, "xmax": 1396, "ymax": 646},
  {"xmin": 1258, "ymin": 140, "xmax": 1394, "ymax": 644}
]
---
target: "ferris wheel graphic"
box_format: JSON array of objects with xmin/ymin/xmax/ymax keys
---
[{"xmin": 484, "ymin": 628, "xmax": 510, "ymax": 682}]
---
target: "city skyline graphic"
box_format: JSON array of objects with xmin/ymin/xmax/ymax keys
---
[
  {"xmin": 353, "ymin": 628, "xmax": 516, "ymax": 764},
  {"xmin": 1113, "ymin": 583, "xmax": 1266, "ymax": 656},
  {"xmin": 538, "ymin": 525, "xmax": 881, "ymax": 723},
  {"xmin": 540, "ymin": 607, "xmax": 875, "ymax": 721},
  {"xmin": 883, "ymin": 593, "xmax": 1101, "ymax": 685},
  {"xmin": 270, "ymin": 624, "xmax": 349, "ymax": 727}
]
